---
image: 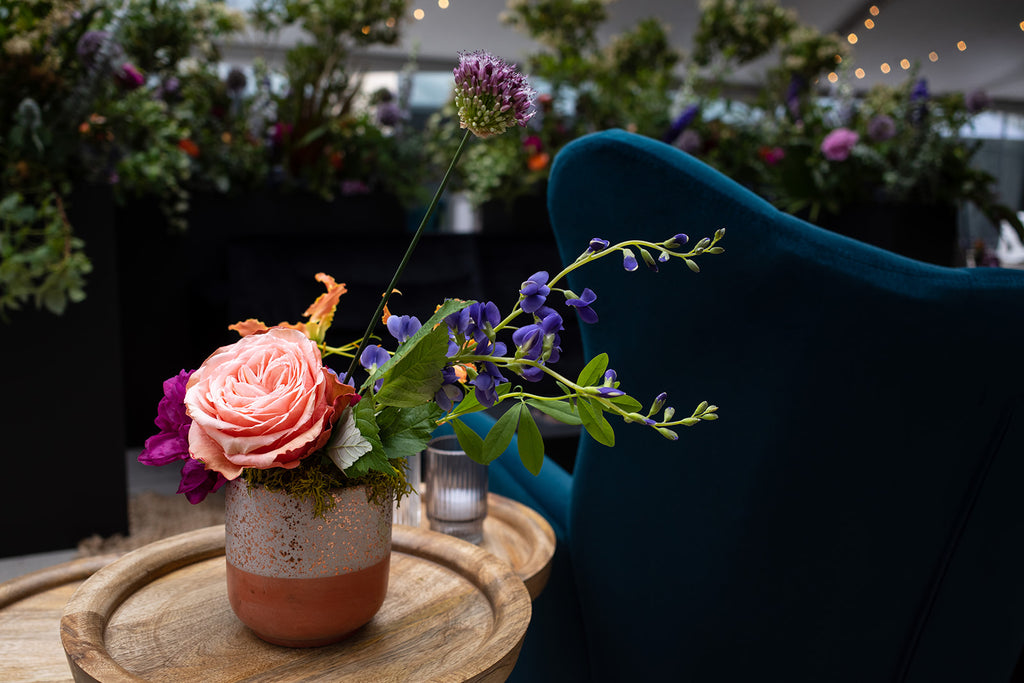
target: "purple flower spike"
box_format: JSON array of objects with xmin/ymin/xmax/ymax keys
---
[
  {"xmin": 622, "ymin": 249, "xmax": 639, "ymax": 272},
  {"xmin": 386, "ymin": 314, "xmax": 422, "ymax": 343},
  {"xmin": 453, "ymin": 50, "xmax": 536, "ymax": 138},
  {"xmin": 586, "ymin": 238, "xmax": 610, "ymax": 254},
  {"xmin": 566, "ymin": 288, "xmax": 599, "ymax": 324},
  {"xmin": 519, "ymin": 271, "xmax": 550, "ymax": 313}
]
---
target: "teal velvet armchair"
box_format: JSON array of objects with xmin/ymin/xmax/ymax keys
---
[{"xmin": 467, "ymin": 129, "xmax": 1024, "ymax": 682}]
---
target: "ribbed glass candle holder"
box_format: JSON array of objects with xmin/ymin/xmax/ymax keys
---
[{"xmin": 424, "ymin": 434, "xmax": 488, "ymax": 544}]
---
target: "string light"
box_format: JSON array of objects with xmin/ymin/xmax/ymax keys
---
[
  {"xmin": 929, "ymin": 51, "xmax": 939, "ymax": 62},
  {"xmin": 438, "ymin": 0, "xmax": 449, "ymax": 7},
  {"xmin": 956, "ymin": 40, "xmax": 967, "ymax": 51},
  {"xmin": 827, "ymin": 72, "xmax": 838, "ymax": 83},
  {"xmin": 413, "ymin": 8, "xmax": 424, "ymax": 19},
  {"xmin": 855, "ymin": 68, "xmax": 865, "ymax": 79},
  {"xmin": 848, "ymin": 33, "xmax": 858, "ymax": 44},
  {"xmin": 864, "ymin": 19, "xmax": 875, "ymax": 29},
  {"xmin": 869, "ymin": 5, "xmax": 880, "ymax": 15},
  {"xmin": 880, "ymin": 62, "xmax": 891, "ymax": 74},
  {"xmin": 899, "ymin": 58, "xmax": 910, "ymax": 69}
]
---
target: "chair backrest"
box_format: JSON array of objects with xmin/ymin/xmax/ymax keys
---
[{"xmin": 547, "ymin": 129, "xmax": 1024, "ymax": 682}]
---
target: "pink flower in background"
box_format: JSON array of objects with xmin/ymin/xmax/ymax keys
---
[
  {"xmin": 184, "ymin": 327, "xmax": 357, "ymax": 480},
  {"xmin": 820, "ymin": 128, "xmax": 859, "ymax": 161}
]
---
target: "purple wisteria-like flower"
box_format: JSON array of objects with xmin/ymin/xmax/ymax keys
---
[
  {"xmin": 519, "ymin": 271, "xmax": 550, "ymax": 313},
  {"xmin": 387, "ymin": 314, "xmax": 422, "ymax": 343},
  {"xmin": 453, "ymin": 50, "xmax": 536, "ymax": 138},
  {"xmin": 138, "ymin": 370, "xmax": 227, "ymax": 504},
  {"xmin": 566, "ymin": 288, "xmax": 599, "ymax": 324}
]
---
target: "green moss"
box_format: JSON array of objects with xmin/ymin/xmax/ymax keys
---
[{"xmin": 241, "ymin": 452, "xmax": 413, "ymax": 519}]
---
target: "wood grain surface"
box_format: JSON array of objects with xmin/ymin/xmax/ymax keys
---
[
  {"xmin": 0, "ymin": 555, "xmax": 119, "ymax": 683},
  {"xmin": 61, "ymin": 524, "xmax": 532, "ymax": 682}
]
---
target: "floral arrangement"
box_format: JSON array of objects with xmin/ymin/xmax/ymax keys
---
[{"xmin": 139, "ymin": 51, "xmax": 723, "ymax": 510}]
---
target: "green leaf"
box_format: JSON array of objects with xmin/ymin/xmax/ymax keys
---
[
  {"xmin": 374, "ymin": 323, "xmax": 450, "ymax": 408},
  {"xmin": 516, "ymin": 407, "xmax": 545, "ymax": 475},
  {"xmin": 608, "ymin": 394, "xmax": 644, "ymax": 413},
  {"xmin": 451, "ymin": 418, "xmax": 484, "ymax": 464},
  {"xmin": 526, "ymin": 398, "xmax": 582, "ymax": 425},
  {"xmin": 325, "ymin": 408, "xmax": 372, "ymax": 472},
  {"xmin": 576, "ymin": 397, "xmax": 616, "ymax": 447},
  {"xmin": 346, "ymin": 398, "xmax": 390, "ymax": 477},
  {"xmin": 377, "ymin": 403, "xmax": 443, "ymax": 459},
  {"xmin": 482, "ymin": 404, "xmax": 522, "ymax": 465},
  {"xmin": 577, "ymin": 353, "xmax": 609, "ymax": 387},
  {"xmin": 449, "ymin": 382, "xmax": 512, "ymax": 418}
]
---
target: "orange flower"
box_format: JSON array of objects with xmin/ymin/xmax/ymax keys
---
[
  {"xmin": 221, "ymin": 132, "xmax": 232, "ymax": 144},
  {"xmin": 527, "ymin": 152, "xmax": 550, "ymax": 172},
  {"xmin": 302, "ymin": 273, "xmax": 348, "ymax": 342},
  {"xmin": 381, "ymin": 289, "xmax": 402, "ymax": 325},
  {"xmin": 229, "ymin": 319, "xmax": 308, "ymax": 337},
  {"xmin": 78, "ymin": 122, "xmax": 90, "ymax": 134},
  {"xmin": 178, "ymin": 139, "xmax": 200, "ymax": 158}
]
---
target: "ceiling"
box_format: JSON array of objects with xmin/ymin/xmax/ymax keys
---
[{"xmin": 347, "ymin": 0, "xmax": 1024, "ymax": 106}]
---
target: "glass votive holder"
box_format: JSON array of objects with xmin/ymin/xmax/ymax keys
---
[
  {"xmin": 424, "ymin": 434, "xmax": 488, "ymax": 544},
  {"xmin": 392, "ymin": 451, "xmax": 421, "ymax": 527}
]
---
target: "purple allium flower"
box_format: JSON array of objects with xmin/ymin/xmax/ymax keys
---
[
  {"xmin": 867, "ymin": 114, "xmax": 896, "ymax": 142},
  {"xmin": 677, "ymin": 129, "xmax": 702, "ymax": 155},
  {"xmin": 820, "ymin": 127, "xmax": 859, "ymax": 161},
  {"xmin": 910, "ymin": 78, "xmax": 929, "ymax": 102},
  {"xmin": 453, "ymin": 50, "xmax": 536, "ymax": 138},
  {"xmin": 966, "ymin": 89, "xmax": 991, "ymax": 113},
  {"xmin": 566, "ymin": 288, "xmax": 598, "ymax": 324},
  {"xmin": 663, "ymin": 104, "xmax": 700, "ymax": 143},
  {"xmin": 622, "ymin": 249, "xmax": 639, "ymax": 272},
  {"xmin": 586, "ymin": 238, "xmax": 610, "ymax": 255},
  {"xmin": 386, "ymin": 314, "xmax": 422, "ymax": 343},
  {"xmin": 139, "ymin": 370, "xmax": 194, "ymax": 466},
  {"xmin": 117, "ymin": 62, "xmax": 145, "ymax": 90},
  {"xmin": 139, "ymin": 370, "xmax": 227, "ymax": 504},
  {"xmin": 76, "ymin": 31, "xmax": 121, "ymax": 68},
  {"xmin": 519, "ymin": 271, "xmax": 550, "ymax": 313},
  {"xmin": 159, "ymin": 76, "xmax": 181, "ymax": 101}
]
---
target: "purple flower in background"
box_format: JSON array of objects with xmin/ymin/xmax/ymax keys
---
[
  {"xmin": 820, "ymin": 128, "xmax": 859, "ymax": 161},
  {"xmin": 377, "ymin": 101, "xmax": 404, "ymax": 127},
  {"xmin": 966, "ymin": 89, "xmax": 991, "ymax": 113},
  {"xmin": 867, "ymin": 114, "xmax": 896, "ymax": 142},
  {"xmin": 117, "ymin": 63, "xmax": 145, "ymax": 90},
  {"xmin": 677, "ymin": 129, "xmax": 702, "ymax": 155},
  {"xmin": 519, "ymin": 271, "xmax": 550, "ymax": 313},
  {"xmin": 386, "ymin": 314, "xmax": 422, "ymax": 343},
  {"xmin": 663, "ymin": 104, "xmax": 700, "ymax": 143},
  {"xmin": 453, "ymin": 50, "xmax": 536, "ymax": 138},
  {"xmin": 566, "ymin": 288, "xmax": 599, "ymax": 324},
  {"xmin": 159, "ymin": 76, "xmax": 181, "ymax": 101},
  {"xmin": 139, "ymin": 370, "xmax": 227, "ymax": 504},
  {"xmin": 785, "ymin": 74, "xmax": 806, "ymax": 119},
  {"xmin": 910, "ymin": 78, "xmax": 929, "ymax": 102},
  {"xmin": 76, "ymin": 31, "xmax": 121, "ymax": 69}
]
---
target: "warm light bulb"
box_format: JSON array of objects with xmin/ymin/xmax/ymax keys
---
[
  {"xmin": 1019, "ymin": 20, "xmax": 1024, "ymax": 31},
  {"xmin": 869, "ymin": 5, "xmax": 880, "ymax": 15},
  {"xmin": 957, "ymin": 40, "xmax": 967, "ymax": 51},
  {"xmin": 413, "ymin": 8, "xmax": 425, "ymax": 19},
  {"xmin": 386, "ymin": 16, "xmax": 396, "ymax": 27},
  {"xmin": 855, "ymin": 68, "xmax": 865, "ymax": 79},
  {"xmin": 827, "ymin": 72, "xmax": 838, "ymax": 83},
  {"xmin": 438, "ymin": 0, "xmax": 449, "ymax": 7},
  {"xmin": 900, "ymin": 58, "xmax": 910, "ymax": 69},
  {"xmin": 880, "ymin": 62, "xmax": 891, "ymax": 74},
  {"xmin": 928, "ymin": 51, "xmax": 939, "ymax": 62},
  {"xmin": 865, "ymin": 19, "xmax": 875, "ymax": 29},
  {"xmin": 835, "ymin": 54, "xmax": 843, "ymax": 64},
  {"xmin": 848, "ymin": 33, "xmax": 859, "ymax": 44}
]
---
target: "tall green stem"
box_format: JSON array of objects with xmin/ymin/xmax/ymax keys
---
[{"xmin": 343, "ymin": 128, "xmax": 473, "ymax": 384}]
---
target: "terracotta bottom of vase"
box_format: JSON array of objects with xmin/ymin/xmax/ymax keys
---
[{"xmin": 226, "ymin": 555, "xmax": 391, "ymax": 647}]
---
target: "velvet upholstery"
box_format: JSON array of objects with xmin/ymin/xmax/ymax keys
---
[{"xmin": 476, "ymin": 129, "xmax": 1024, "ymax": 682}]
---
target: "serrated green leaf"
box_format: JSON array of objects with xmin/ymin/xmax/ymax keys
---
[
  {"xmin": 374, "ymin": 323, "xmax": 450, "ymax": 407},
  {"xmin": 526, "ymin": 398, "xmax": 582, "ymax": 425},
  {"xmin": 577, "ymin": 397, "xmax": 616, "ymax": 447},
  {"xmin": 577, "ymin": 353, "xmax": 609, "ymax": 387},
  {"xmin": 515, "ymin": 407, "xmax": 545, "ymax": 475},
  {"xmin": 377, "ymin": 403, "xmax": 443, "ymax": 459},
  {"xmin": 451, "ymin": 418, "xmax": 484, "ymax": 464},
  {"xmin": 482, "ymin": 403, "xmax": 522, "ymax": 465}
]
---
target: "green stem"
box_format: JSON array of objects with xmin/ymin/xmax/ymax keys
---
[{"xmin": 343, "ymin": 128, "xmax": 473, "ymax": 384}]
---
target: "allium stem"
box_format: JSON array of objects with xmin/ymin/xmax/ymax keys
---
[{"xmin": 344, "ymin": 128, "xmax": 474, "ymax": 384}]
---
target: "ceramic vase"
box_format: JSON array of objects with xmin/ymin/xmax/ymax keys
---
[{"xmin": 224, "ymin": 479, "xmax": 392, "ymax": 647}]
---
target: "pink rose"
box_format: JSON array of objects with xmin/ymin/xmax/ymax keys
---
[
  {"xmin": 820, "ymin": 127, "xmax": 859, "ymax": 161},
  {"xmin": 184, "ymin": 327, "xmax": 356, "ymax": 479}
]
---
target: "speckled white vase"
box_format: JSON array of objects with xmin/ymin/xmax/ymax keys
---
[{"xmin": 224, "ymin": 479, "xmax": 393, "ymax": 647}]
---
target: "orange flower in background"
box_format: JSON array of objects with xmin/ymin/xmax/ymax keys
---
[
  {"xmin": 221, "ymin": 132, "xmax": 232, "ymax": 144},
  {"xmin": 527, "ymin": 152, "xmax": 550, "ymax": 172},
  {"xmin": 178, "ymin": 138, "xmax": 200, "ymax": 158}
]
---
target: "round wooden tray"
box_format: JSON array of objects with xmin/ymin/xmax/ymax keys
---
[
  {"xmin": 0, "ymin": 554, "xmax": 120, "ymax": 683},
  {"xmin": 411, "ymin": 491, "xmax": 555, "ymax": 600},
  {"xmin": 61, "ymin": 524, "xmax": 532, "ymax": 682}
]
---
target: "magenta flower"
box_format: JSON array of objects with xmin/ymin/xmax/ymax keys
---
[
  {"xmin": 453, "ymin": 50, "xmax": 536, "ymax": 138},
  {"xmin": 820, "ymin": 128, "xmax": 859, "ymax": 161},
  {"xmin": 117, "ymin": 63, "xmax": 145, "ymax": 90},
  {"xmin": 139, "ymin": 370, "xmax": 227, "ymax": 504}
]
